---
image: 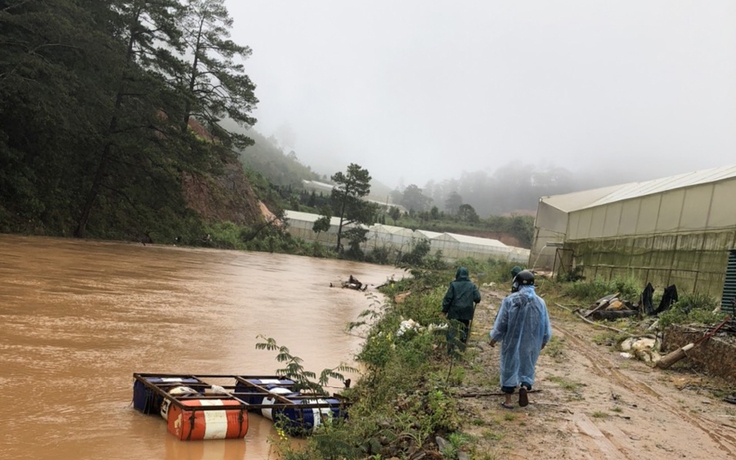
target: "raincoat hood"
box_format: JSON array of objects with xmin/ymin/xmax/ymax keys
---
[
  {"xmin": 518, "ymin": 284, "xmax": 536, "ymax": 295},
  {"xmin": 443, "ymin": 266, "xmax": 481, "ymax": 320}
]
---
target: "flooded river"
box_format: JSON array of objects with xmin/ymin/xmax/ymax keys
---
[{"xmin": 0, "ymin": 235, "xmax": 400, "ymax": 460}]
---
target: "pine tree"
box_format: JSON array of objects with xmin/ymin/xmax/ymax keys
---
[
  {"xmin": 74, "ymin": 0, "xmax": 188, "ymax": 237},
  {"xmin": 330, "ymin": 163, "xmax": 376, "ymax": 252},
  {"xmin": 178, "ymin": 0, "xmax": 258, "ymax": 149}
]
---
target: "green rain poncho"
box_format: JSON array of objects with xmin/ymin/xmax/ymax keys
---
[
  {"xmin": 442, "ymin": 267, "xmax": 481, "ymax": 320},
  {"xmin": 490, "ymin": 285, "xmax": 552, "ymax": 388}
]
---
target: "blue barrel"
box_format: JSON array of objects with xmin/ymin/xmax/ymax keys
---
[
  {"xmin": 234, "ymin": 378, "xmax": 295, "ymax": 405},
  {"xmin": 276, "ymin": 397, "xmax": 345, "ymax": 435},
  {"xmin": 132, "ymin": 376, "xmax": 203, "ymax": 415},
  {"xmin": 232, "ymin": 378, "xmax": 345, "ymax": 435},
  {"xmin": 259, "ymin": 388, "xmax": 345, "ymax": 435}
]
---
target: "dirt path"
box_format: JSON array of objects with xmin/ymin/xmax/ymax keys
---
[{"xmin": 458, "ymin": 288, "xmax": 736, "ymax": 459}]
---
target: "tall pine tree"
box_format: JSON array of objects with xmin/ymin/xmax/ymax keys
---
[
  {"xmin": 178, "ymin": 0, "xmax": 258, "ymax": 150},
  {"xmin": 74, "ymin": 0, "xmax": 188, "ymax": 237}
]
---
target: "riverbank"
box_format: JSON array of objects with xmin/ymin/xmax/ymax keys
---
[{"xmin": 276, "ymin": 264, "xmax": 736, "ymax": 459}]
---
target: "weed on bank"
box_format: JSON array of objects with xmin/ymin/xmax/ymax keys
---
[
  {"xmin": 273, "ymin": 263, "xmax": 728, "ymax": 459},
  {"xmin": 276, "ymin": 260, "xmax": 516, "ymax": 459}
]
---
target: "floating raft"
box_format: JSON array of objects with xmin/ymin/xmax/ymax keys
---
[{"xmin": 132, "ymin": 373, "xmax": 347, "ymax": 441}]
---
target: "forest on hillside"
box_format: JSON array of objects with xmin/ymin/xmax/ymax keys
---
[
  {"xmin": 237, "ymin": 129, "xmax": 323, "ymax": 187},
  {"xmin": 0, "ymin": 0, "xmax": 260, "ymax": 241},
  {"xmin": 0, "ymin": 0, "xmax": 611, "ymax": 249}
]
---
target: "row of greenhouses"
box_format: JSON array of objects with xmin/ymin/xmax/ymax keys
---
[{"xmin": 284, "ymin": 210, "xmax": 529, "ymax": 263}]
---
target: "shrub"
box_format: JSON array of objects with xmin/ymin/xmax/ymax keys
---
[
  {"xmin": 400, "ymin": 239, "xmax": 432, "ymax": 266},
  {"xmin": 557, "ymin": 265, "xmax": 585, "ymax": 282},
  {"xmin": 364, "ymin": 245, "xmax": 398, "ymax": 265},
  {"xmin": 658, "ymin": 292, "xmax": 724, "ymax": 328},
  {"xmin": 562, "ymin": 275, "xmax": 641, "ymax": 304}
]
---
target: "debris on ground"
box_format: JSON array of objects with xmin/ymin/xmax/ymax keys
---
[
  {"xmin": 619, "ymin": 337, "xmax": 661, "ymax": 364},
  {"xmin": 397, "ymin": 318, "xmax": 447, "ymax": 337},
  {"xmin": 641, "ymin": 282, "xmax": 679, "ymax": 316},
  {"xmin": 341, "ymin": 275, "xmax": 368, "ymax": 291},
  {"xmin": 394, "ymin": 291, "xmax": 411, "ymax": 303},
  {"xmin": 397, "ymin": 319, "xmax": 422, "ymax": 337},
  {"xmin": 582, "ymin": 293, "xmax": 638, "ymax": 321}
]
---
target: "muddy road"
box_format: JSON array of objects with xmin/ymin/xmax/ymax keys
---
[{"xmin": 460, "ymin": 289, "xmax": 736, "ymax": 459}]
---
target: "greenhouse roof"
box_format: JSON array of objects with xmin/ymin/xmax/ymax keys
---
[
  {"xmin": 438, "ymin": 233, "xmax": 508, "ymax": 248},
  {"xmin": 541, "ymin": 163, "xmax": 736, "ymax": 213},
  {"xmin": 284, "ymin": 210, "xmax": 343, "ymax": 226},
  {"xmin": 301, "ymin": 180, "xmax": 334, "ymax": 191},
  {"xmin": 284, "ymin": 210, "xmax": 319, "ymax": 222},
  {"xmin": 415, "ymin": 229, "xmax": 443, "ymax": 239},
  {"xmin": 375, "ymin": 224, "xmax": 414, "ymax": 236}
]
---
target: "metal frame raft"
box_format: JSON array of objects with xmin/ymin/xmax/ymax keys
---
[{"xmin": 132, "ymin": 373, "xmax": 348, "ymax": 441}]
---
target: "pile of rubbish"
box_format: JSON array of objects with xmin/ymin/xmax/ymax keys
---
[
  {"xmin": 580, "ymin": 282, "xmax": 680, "ymax": 322},
  {"xmin": 640, "ymin": 283, "xmax": 679, "ymax": 316},
  {"xmin": 330, "ymin": 275, "xmax": 368, "ymax": 291},
  {"xmin": 580, "ymin": 293, "xmax": 638, "ymax": 321},
  {"xmin": 396, "ymin": 318, "xmax": 446, "ymax": 338},
  {"xmin": 619, "ymin": 336, "xmax": 661, "ymax": 364}
]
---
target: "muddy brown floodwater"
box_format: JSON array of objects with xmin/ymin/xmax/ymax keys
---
[{"xmin": 0, "ymin": 235, "xmax": 401, "ymax": 460}]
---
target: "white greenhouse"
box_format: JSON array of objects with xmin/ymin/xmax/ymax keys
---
[
  {"xmin": 432, "ymin": 233, "xmax": 528, "ymax": 263},
  {"xmin": 530, "ymin": 164, "xmax": 736, "ymax": 309},
  {"xmin": 284, "ymin": 210, "xmax": 346, "ymax": 246},
  {"xmin": 365, "ymin": 224, "xmax": 415, "ymax": 252},
  {"xmin": 283, "ymin": 211, "xmax": 530, "ymax": 264}
]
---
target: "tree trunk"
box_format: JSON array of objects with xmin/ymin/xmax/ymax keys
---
[
  {"xmin": 74, "ymin": 8, "xmax": 140, "ymax": 237},
  {"xmin": 335, "ymin": 194, "xmax": 348, "ymax": 252},
  {"xmin": 74, "ymin": 142, "xmax": 113, "ymax": 237},
  {"xmin": 182, "ymin": 16, "xmax": 205, "ymax": 133}
]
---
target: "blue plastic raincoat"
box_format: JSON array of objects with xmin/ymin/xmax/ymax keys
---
[{"xmin": 490, "ymin": 285, "xmax": 552, "ymax": 389}]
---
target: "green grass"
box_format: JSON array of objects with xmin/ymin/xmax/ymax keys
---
[
  {"xmin": 548, "ymin": 375, "xmax": 584, "ymax": 391},
  {"xmin": 542, "ymin": 336, "xmax": 566, "ymax": 360},
  {"xmin": 481, "ymin": 430, "xmax": 504, "ymax": 441}
]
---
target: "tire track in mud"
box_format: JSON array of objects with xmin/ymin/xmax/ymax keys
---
[{"xmin": 554, "ymin": 322, "xmax": 736, "ymax": 458}]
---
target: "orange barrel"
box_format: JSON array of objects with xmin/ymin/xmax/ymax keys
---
[
  {"xmin": 160, "ymin": 386, "xmax": 199, "ymax": 421},
  {"xmin": 166, "ymin": 399, "xmax": 248, "ymax": 441}
]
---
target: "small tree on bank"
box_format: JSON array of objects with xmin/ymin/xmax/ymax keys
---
[
  {"xmin": 312, "ymin": 206, "xmax": 331, "ymax": 241},
  {"xmin": 330, "ymin": 163, "xmax": 376, "ymax": 253}
]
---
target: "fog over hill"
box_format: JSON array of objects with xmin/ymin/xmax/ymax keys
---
[
  {"xmin": 240, "ymin": 125, "xmax": 665, "ymax": 217},
  {"xmin": 230, "ymin": 1, "xmax": 736, "ymax": 199}
]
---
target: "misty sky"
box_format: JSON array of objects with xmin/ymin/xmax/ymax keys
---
[{"xmin": 228, "ymin": 1, "xmax": 736, "ymax": 189}]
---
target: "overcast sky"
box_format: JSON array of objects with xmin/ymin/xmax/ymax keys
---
[{"xmin": 228, "ymin": 1, "xmax": 736, "ymax": 189}]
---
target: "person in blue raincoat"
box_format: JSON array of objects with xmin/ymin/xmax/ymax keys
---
[
  {"xmin": 489, "ymin": 270, "xmax": 552, "ymax": 409},
  {"xmin": 442, "ymin": 266, "xmax": 481, "ymax": 354}
]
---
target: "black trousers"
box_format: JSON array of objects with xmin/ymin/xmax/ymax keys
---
[{"xmin": 447, "ymin": 318, "xmax": 471, "ymax": 353}]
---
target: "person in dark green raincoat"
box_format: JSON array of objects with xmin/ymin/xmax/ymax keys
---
[{"xmin": 442, "ymin": 266, "xmax": 481, "ymax": 354}]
